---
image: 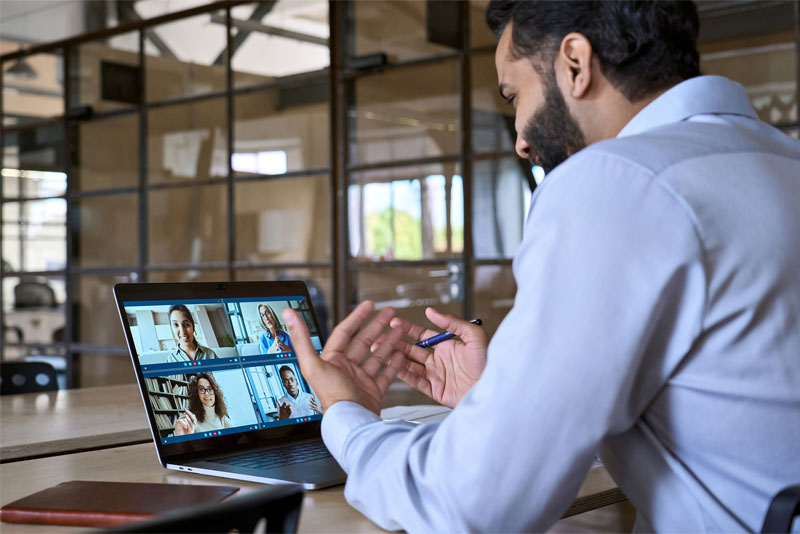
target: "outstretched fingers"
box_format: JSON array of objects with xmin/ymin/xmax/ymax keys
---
[
  {"xmin": 361, "ymin": 325, "xmax": 405, "ymax": 377},
  {"xmin": 324, "ymin": 301, "xmax": 376, "ymax": 355},
  {"xmin": 342, "ymin": 306, "xmax": 396, "ymax": 364},
  {"xmin": 384, "ymin": 318, "xmax": 445, "ymax": 365},
  {"xmin": 395, "ymin": 358, "xmax": 432, "ymax": 396},
  {"xmin": 373, "ymin": 347, "xmax": 410, "ymax": 395},
  {"xmin": 389, "ymin": 316, "xmax": 440, "ymax": 344}
]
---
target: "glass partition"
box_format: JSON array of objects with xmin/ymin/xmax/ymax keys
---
[
  {"xmin": 2, "ymin": 199, "xmax": 66, "ymax": 272},
  {"xmin": 1, "ymin": 273, "xmax": 66, "ymax": 359},
  {"xmin": 231, "ymin": 1, "xmax": 330, "ymax": 86},
  {"xmin": 349, "ymin": 60, "xmax": 461, "ymax": 166},
  {"xmin": 233, "ymin": 90, "xmax": 329, "ymax": 176},
  {"xmin": 73, "ymin": 114, "xmax": 139, "ymax": 191},
  {"xmin": 353, "ymin": 265, "xmax": 464, "ymax": 328},
  {"xmin": 74, "ymin": 274, "xmax": 131, "ymax": 348},
  {"xmin": 145, "ymin": 12, "xmax": 228, "ymax": 102},
  {"xmin": 349, "ymin": 163, "xmax": 463, "ymax": 261},
  {"xmin": 74, "ymin": 194, "xmax": 139, "ymax": 268},
  {"xmin": 2, "ymin": 123, "xmax": 67, "ymax": 195},
  {"xmin": 234, "ymin": 176, "xmax": 330, "ymax": 263},
  {"xmin": 147, "ymin": 98, "xmax": 228, "ymax": 184},
  {"xmin": 470, "ymin": 0, "xmax": 494, "ymax": 49},
  {"xmin": 352, "ymin": 0, "xmax": 457, "ymax": 62},
  {"xmin": 472, "ymin": 158, "xmax": 532, "ymax": 259},
  {"xmin": 148, "ymin": 184, "xmax": 228, "ymax": 265},
  {"xmin": 69, "ymin": 32, "xmax": 140, "ymax": 114},
  {"xmin": 2, "ymin": 51, "xmax": 64, "ymax": 127},
  {"xmin": 147, "ymin": 269, "xmax": 229, "ymax": 283},
  {"xmin": 698, "ymin": 1, "xmax": 797, "ymax": 129},
  {"xmin": 473, "ymin": 264, "xmax": 516, "ymax": 337}
]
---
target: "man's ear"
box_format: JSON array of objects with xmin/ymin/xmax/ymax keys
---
[{"xmin": 558, "ymin": 32, "xmax": 593, "ymax": 99}]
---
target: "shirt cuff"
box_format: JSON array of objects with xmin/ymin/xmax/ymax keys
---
[{"xmin": 321, "ymin": 401, "xmax": 381, "ymax": 471}]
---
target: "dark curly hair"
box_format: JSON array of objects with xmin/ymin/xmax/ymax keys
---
[
  {"xmin": 486, "ymin": 0, "xmax": 701, "ymax": 102},
  {"xmin": 187, "ymin": 372, "xmax": 229, "ymax": 423}
]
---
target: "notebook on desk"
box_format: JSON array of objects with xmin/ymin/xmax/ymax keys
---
[
  {"xmin": 114, "ymin": 281, "xmax": 346, "ymax": 490},
  {"xmin": 0, "ymin": 481, "xmax": 239, "ymax": 527}
]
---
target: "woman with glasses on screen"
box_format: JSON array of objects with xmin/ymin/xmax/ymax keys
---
[
  {"xmin": 258, "ymin": 304, "xmax": 295, "ymax": 354},
  {"xmin": 166, "ymin": 304, "xmax": 218, "ymax": 362},
  {"xmin": 174, "ymin": 372, "xmax": 233, "ymax": 435}
]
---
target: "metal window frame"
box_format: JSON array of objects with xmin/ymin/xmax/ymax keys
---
[
  {"xmin": 0, "ymin": 1, "xmax": 335, "ymax": 387},
  {"xmin": 332, "ymin": 0, "xmax": 518, "ymax": 324}
]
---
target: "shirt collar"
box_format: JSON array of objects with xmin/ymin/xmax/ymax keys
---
[
  {"xmin": 617, "ymin": 75, "xmax": 758, "ymax": 138},
  {"xmin": 173, "ymin": 344, "xmax": 205, "ymax": 358}
]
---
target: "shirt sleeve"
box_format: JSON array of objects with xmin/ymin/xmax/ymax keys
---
[
  {"xmin": 259, "ymin": 333, "xmax": 269, "ymax": 354},
  {"xmin": 322, "ymin": 150, "xmax": 707, "ymax": 533}
]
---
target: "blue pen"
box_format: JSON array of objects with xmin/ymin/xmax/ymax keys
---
[{"xmin": 416, "ymin": 319, "xmax": 483, "ymax": 348}]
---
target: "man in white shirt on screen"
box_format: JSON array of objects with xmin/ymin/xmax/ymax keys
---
[
  {"xmin": 276, "ymin": 365, "xmax": 321, "ymax": 420},
  {"xmin": 282, "ymin": 1, "xmax": 800, "ymax": 532}
]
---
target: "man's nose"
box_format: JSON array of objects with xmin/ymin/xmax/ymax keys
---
[{"xmin": 515, "ymin": 133, "xmax": 531, "ymax": 160}]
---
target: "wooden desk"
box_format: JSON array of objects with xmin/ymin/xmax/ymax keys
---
[
  {"xmin": 0, "ymin": 384, "xmax": 151, "ymax": 463},
  {"xmin": 0, "ymin": 443, "xmax": 623, "ymax": 533},
  {"xmin": 0, "ymin": 382, "xmax": 439, "ymax": 463},
  {"xmin": 0, "ymin": 383, "xmax": 625, "ymax": 530}
]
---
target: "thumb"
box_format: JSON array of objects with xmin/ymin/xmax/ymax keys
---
[
  {"xmin": 282, "ymin": 308, "xmax": 324, "ymax": 379},
  {"xmin": 425, "ymin": 307, "xmax": 486, "ymax": 344}
]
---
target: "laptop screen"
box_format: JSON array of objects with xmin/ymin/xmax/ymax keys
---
[{"xmin": 121, "ymin": 295, "xmax": 323, "ymax": 446}]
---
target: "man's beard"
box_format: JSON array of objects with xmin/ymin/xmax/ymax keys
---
[{"xmin": 521, "ymin": 71, "xmax": 587, "ymax": 174}]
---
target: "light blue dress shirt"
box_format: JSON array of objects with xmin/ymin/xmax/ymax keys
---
[{"xmin": 321, "ymin": 76, "xmax": 800, "ymax": 533}]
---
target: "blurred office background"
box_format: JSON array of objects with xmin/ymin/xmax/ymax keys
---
[{"xmin": 1, "ymin": 0, "xmax": 797, "ymax": 389}]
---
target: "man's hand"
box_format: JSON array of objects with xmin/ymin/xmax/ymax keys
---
[
  {"xmin": 388, "ymin": 307, "xmax": 489, "ymax": 408},
  {"xmin": 278, "ymin": 402, "xmax": 292, "ymax": 420},
  {"xmin": 282, "ymin": 301, "xmax": 405, "ymax": 415}
]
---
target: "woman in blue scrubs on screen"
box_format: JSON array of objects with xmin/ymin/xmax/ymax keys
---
[{"xmin": 258, "ymin": 303, "xmax": 294, "ymax": 354}]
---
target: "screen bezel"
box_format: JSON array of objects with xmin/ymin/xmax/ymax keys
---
[{"xmin": 113, "ymin": 281, "xmax": 325, "ymax": 463}]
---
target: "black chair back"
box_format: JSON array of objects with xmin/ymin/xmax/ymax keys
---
[
  {"xmin": 0, "ymin": 361, "xmax": 58, "ymax": 395},
  {"xmin": 108, "ymin": 485, "xmax": 304, "ymax": 533},
  {"xmin": 762, "ymin": 485, "xmax": 800, "ymax": 533},
  {"xmin": 14, "ymin": 280, "xmax": 57, "ymax": 309}
]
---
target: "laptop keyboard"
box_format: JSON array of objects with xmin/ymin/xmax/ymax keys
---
[{"xmin": 216, "ymin": 441, "xmax": 332, "ymax": 471}]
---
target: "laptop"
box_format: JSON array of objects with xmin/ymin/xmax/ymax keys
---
[{"xmin": 113, "ymin": 281, "xmax": 346, "ymax": 490}]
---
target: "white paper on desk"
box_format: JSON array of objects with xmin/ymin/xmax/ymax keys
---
[{"xmin": 381, "ymin": 405, "xmax": 452, "ymax": 424}]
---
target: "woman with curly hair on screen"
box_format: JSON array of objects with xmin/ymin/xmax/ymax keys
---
[{"xmin": 173, "ymin": 372, "xmax": 233, "ymax": 436}]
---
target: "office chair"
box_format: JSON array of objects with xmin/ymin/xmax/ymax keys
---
[
  {"xmin": 13, "ymin": 279, "xmax": 57, "ymax": 309},
  {"xmin": 762, "ymin": 485, "xmax": 800, "ymax": 534},
  {"xmin": 108, "ymin": 485, "xmax": 304, "ymax": 533},
  {"xmin": 0, "ymin": 361, "xmax": 59, "ymax": 395}
]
